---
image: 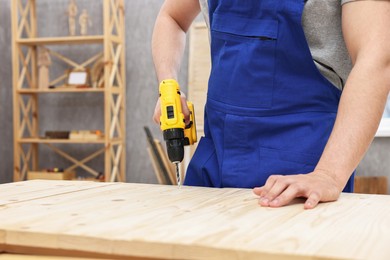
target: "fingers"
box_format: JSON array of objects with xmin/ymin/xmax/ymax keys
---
[
  {"xmin": 268, "ymin": 185, "xmax": 301, "ymax": 207},
  {"xmin": 152, "ymin": 99, "xmax": 161, "ymax": 124},
  {"xmin": 153, "ymin": 91, "xmax": 190, "ymax": 125},
  {"xmin": 254, "ymin": 174, "xmax": 330, "ymax": 209},
  {"xmin": 304, "ymin": 191, "xmax": 321, "ymax": 209},
  {"xmin": 257, "ymin": 175, "xmax": 294, "ymax": 207},
  {"xmin": 253, "ymin": 187, "xmax": 263, "ymax": 196},
  {"xmin": 180, "ymin": 94, "xmax": 191, "ymax": 125},
  {"xmin": 259, "ymin": 175, "xmax": 281, "ymax": 197},
  {"xmin": 257, "ymin": 175, "xmax": 303, "ymax": 208}
]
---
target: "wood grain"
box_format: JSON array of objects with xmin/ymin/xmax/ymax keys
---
[
  {"xmin": 0, "ymin": 180, "xmax": 114, "ymax": 206},
  {"xmin": 0, "ymin": 180, "xmax": 390, "ymax": 260}
]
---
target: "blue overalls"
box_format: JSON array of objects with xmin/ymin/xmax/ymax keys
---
[{"xmin": 184, "ymin": 0, "xmax": 354, "ymax": 192}]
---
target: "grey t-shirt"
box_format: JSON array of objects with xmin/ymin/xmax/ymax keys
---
[{"xmin": 199, "ymin": 0, "xmax": 358, "ymax": 90}]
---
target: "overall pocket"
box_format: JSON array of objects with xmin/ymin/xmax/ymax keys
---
[
  {"xmin": 185, "ymin": 137, "xmax": 219, "ymax": 187},
  {"xmin": 259, "ymin": 146, "xmax": 321, "ymax": 183},
  {"xmin": 208, "ymin": 13, "xmax": 278, "ymax": 108}
]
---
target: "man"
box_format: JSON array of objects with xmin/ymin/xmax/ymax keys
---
[{"xmin": 152, "ymin": 0, "xmax": 390, "ymax": 209}]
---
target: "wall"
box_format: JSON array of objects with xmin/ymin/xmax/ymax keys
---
[
  {"xmin": 0, "ymin": 0, "xmax": 13, "ymax": 183},
  {"xmin": 0, "ymin": 0, "xmax": 389, "ymax": 192}
]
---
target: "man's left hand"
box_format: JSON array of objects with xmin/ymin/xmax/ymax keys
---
[{"xmin": 253, "ymin": 170, "xmax": 342, "ymax": 209}]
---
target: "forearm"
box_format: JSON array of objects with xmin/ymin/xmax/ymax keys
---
[
  {"xmin": 315, "ymin": 61, "xmax": 390, "ymax": 190},
  {"xmin": 152, "ymin": 14, "xmax": 187, "ymax": 82},
  {"xmin": 315, "ymin": 1, "xmax": 390, "ymax": 191},
  {"xmin": 151, "ymin": 1, "xmax": 200, "ymax": 123},
  {"xmin": 152, "ymin": 0, "xmax": 200, "ymax": 82},
  {"xmin": 255, "ymin": 61, "xmax": 390, "ymax": 208}
]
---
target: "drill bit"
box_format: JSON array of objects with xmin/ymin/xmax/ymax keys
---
[{"xmin": 175, "ymin": 162, "xmax": 181, "ymax": 188}]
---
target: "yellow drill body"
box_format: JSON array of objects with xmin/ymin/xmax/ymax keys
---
[
  {"xmin": 159, "ymin": 79, "xmax": 197, "ymax": 186},
  {"xmin": 159, "ymin": 80, "xmax": 186, "ymax": 132}
]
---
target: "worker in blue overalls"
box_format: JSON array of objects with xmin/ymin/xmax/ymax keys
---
[{"xmin": 152, "ymin": 0, "xmax": 390, "ymax": 209}]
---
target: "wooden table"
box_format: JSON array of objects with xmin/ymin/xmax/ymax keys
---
[{"xmin": 0, "ymin": 180, "xmax": 389, "ymax": 260}]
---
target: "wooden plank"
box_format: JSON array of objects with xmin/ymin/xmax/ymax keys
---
[
  {"xmin": 16, "ymin": 0, "xmax": 32, "ymax": 37},
  {"xmin": 144, "ymin": 127, "xmax": 172, "ymax": 185},
  {"xmin": 109, "ymin": 144, "xmax": 122, "ymax": 182},
  {"xmin": 16, "ymin": 36, "xmax": 105, "ymax": 46},
  {"xmin": 154, "ymin": 139, "xmax": 176, "ymax": 185},
  {"xmin": 0, "ymin": 180, "xmax": 114, "ymax": 206},
  {"xmin": 17, "ymin": 138, "xmax": 121, "ymax": 144},
  {"xmin": 354, "ymin": 176, "xmax": 388, "ymax": 195},
  {"xmin": 119, "ymin": 0, "xmax": 127, "ymax": 183},
  {"xmin": 11, "ymin": 0, "xmax": 21, "ymax": 181},
  {"xmin": 103, "ymin": 0, "xmax": 112, "ymax": 182},
  {"xmin": 187, "ymin": 22, "xmax": 211, "ymax": 159},
  {"xmin": 0, "ymin": 251, "xmax": 153, "ymax": 260},
  {"xmin": 147, "ymin": 147, "xmax": 165, "ymax": 185},
  {"xmin": 30, "ymin": 0, "xmax": 38, "ymax": 176},
  {"xmin": 0, "ymin": 254, "xmax": 94, "ymax": 260},
  {"xmin": 1, "ymin": 181, "xmax": 390, "ymax": 259},
  {"xmin": 46, "ymin": 143, "xmax": 100, "ymax": 177},
  {"xmin": 0, "ymin": 229, "xmax": 5, "ymax": 245},
  {"xmin": 17, "ymin": 88, "xmax": 107, "ymax": 94}
]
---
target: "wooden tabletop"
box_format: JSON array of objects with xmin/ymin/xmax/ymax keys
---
[{"xmin": 0, "ymin": 180, "xmax": 389, "ymax": 260}]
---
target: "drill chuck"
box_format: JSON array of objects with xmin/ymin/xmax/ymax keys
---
[{"xmin": 163, "ymin": 128, "xmax": 185, "ymax": 163}]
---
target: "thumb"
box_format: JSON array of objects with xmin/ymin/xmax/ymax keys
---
[
  {"xmin": 253, "ymin": 187, "xmax": 263, "ymax": 196},
  {"xmin": 304, "ymin": 191, "xmax": 321, "ymax": 210}
]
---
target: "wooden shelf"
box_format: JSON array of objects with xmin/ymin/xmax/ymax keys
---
[
  {"xmin": 16, "ymin": 35, "xmax": 105, "ymax": 46},
  {"xmin": 18, "ymin": 138, "xmax": 123, "ymax": 144},
  {"xmin": 18, "ymin": 88, "xmax": 105, "ymax": 94},
  {"xmin": 18, "ymin": 138, "xmax": 105, "ymax": 144}
]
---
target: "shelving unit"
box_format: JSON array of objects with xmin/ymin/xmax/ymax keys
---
[
  {"xmin": 11, "ymin": 0, "xmax": 126, "ymax": 182},
  {"xmin": 16, "ymin": 35, "xmax": 105, "ymax": 45}
]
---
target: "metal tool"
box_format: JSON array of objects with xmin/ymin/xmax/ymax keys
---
[{"xmin": 159, "ymin": 79, "xmax": 197, "ymax": 187}]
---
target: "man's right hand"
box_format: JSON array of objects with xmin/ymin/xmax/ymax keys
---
[
  {"xmin": 152, "ymin": 0, "xmax": 200, "ymax": 127},
  {"xmin": 153, "ymin": 91, "xmax": 191, "ymax": 126}
]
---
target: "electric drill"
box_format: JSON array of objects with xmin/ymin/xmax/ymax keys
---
[{"xmin": 159, "ymin": 79, "xmax": 197, "ymax": 187}]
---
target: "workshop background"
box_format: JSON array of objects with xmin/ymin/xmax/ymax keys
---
[{"xmin": 0, "ymin": 0, "xmax": 389, "ymax": 191}]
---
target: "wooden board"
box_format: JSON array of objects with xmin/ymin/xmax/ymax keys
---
[
  {"xmin": 0, "ymin": 254, "xmax": 98, "ymax": 260},
  {"xmin": 1, "ymin": 180, "xmax": 390, "ymax": 260},
  {"xmin": 154, "ymin": 140, "xmax": 177, "ymax": 185},
  {"xmin": 187, "ymin": 22, "xmax": 211, "ymax": 157},
  {"xmin": 0, "ymin": 180, "xmax": 114, "ymax": 206},
  {"xmin": 354, "ymin": 176, "xmax": 388, "ymax": 194},
  {"xmin": 144, "ymin": 127, "xmax": 174, "ymax": 185}
]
